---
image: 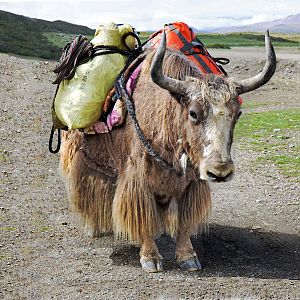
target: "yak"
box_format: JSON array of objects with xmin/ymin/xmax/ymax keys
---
[{"xmin": 60, "ymin": 31, "xmax": 276, "ymax": 273}]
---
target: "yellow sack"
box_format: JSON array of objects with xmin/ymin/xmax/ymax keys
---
[{"xmin": 54, "ymin": 22, "xmax": 135, "ymax": 129}]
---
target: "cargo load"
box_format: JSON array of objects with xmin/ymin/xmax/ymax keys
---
[{"xmin": 53, "ymin": 22, "xmax": 135, "ymax": 130}]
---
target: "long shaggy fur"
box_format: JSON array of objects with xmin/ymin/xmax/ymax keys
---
[
  {"xmin": 179, "ymin": 181, "xmax": 211, "ymax": 235},
  {"xmin": 112, "ymin": 154, "xmax": 162, "ymax": 241},
  {"xmin": 60, "ymin": 131, "xmax": 115, "ymax": 237},
  {"xmin": 60, "ymin": 48, "xmax": 215, "ymax": 242}
]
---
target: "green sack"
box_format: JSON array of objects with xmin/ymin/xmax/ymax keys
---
[{"xmin": 54, "ymin": 22, "xmax": 135, "ymax": 129}]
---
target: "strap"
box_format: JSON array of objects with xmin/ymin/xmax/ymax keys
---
[
  {"xmin": 122, "ymin": 31, "xmax": 142, "ymax": 51},
  {"xmin": 167, "ymin": 24, "xmax": 214, "ymax": 74},
  {"xmin": 213, "ymin": 57, "xmax": 230, "ymax": 65},
  {"xmin": 48, "ymin": 126, "xmax": 61, "ymax": 154},
  {"xmin": 215, "ymin": 64, "xmax": 228, "ymax": 76},
  {"xmin": 92, "ymin": 45, "xmax": 131, "ymax": 57}
]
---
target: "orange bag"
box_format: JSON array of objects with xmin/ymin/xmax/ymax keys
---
[{"xmin": 147, "ymin": 22, "xmax": 243, "ymax": 103}]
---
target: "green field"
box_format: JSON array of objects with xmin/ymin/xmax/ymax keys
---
[
  {"xmin": 198, "ymin": 32, "xmax": 300, "ymax": 48},
  {"xmin": 139, "ymin": 32, "xmax": 300, "ymax": 49},
  {"xmin": 235, "ymin": 109, "xmax": 300, "ymax": 179}
]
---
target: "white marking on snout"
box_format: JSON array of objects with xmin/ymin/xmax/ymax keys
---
[{"xmin": 203, "ymin": 106, "xmax": 231, "ymax": 162}]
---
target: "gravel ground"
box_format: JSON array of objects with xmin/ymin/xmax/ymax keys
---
[{"xmin": 0, "ymin": 47, "xmax": 299, "ymax": 300}]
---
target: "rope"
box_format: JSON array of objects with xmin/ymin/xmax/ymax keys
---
[
  {"xmin": 117, "ymin": 75, "xmax": 182, "ymax": 176},
  {"xmin": 52, "ymin": 32, "xmax": 143, "ymax": 85},
  {"xmin": 48, "ymin": 126, "xmax": 61, "ymax": 154},
  {"xmin": 53, "ymin": 35, "xmax": 93, "ymax": 84}
]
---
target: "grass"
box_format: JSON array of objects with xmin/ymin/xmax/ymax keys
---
[
  {"xmin": 44, "ymin": 32, "xmax": 94, "ymax": 50},
  {"xmin": 235, "ymin": 109, "xmax": 300, "ymax": 179},
  {"xmin": 0, "ymin": 254, "xmax": 9, "ymax": 260},
  {"xmin": 240, "ymin": 100, "xmax": 280, "ymax": 110},
  {"xmin": 138, "ymin": 32, "xmax": 152, "ymax": 44},
  {"xmin": 43, "ymin": 32, "xmax": 78, "ymax": 48},
  {"xmin": 40, "ymin": 226, "xmax": 50, "ymax": 232},
  {"xmin": 0, "ymin": 149, "xmax": 9, "ymax": 162},
  {"xmin": 139, "ymin": 31, "xmax": 300, "ymax": 49},
  {"xmin": 199, "ymin": 32, "xmax": 300, "ymax": 48},
  {"xmin": 0, "ymin": 227, "xmax": 16, "ymax": 231}
]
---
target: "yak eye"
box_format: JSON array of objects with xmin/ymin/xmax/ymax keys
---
[{"xmin": 189, "ymin": 109, "xmax": 198, "ymax": 122}]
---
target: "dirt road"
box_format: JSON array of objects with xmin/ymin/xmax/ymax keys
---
[{"xmin": 0, "ymin": 47, "xmax": 299, "ymax": 299}]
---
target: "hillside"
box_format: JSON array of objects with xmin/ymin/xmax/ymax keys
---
[
  {"xmin": 0, "ymin": 10, "xmax": 94, "ymax": 59},
  {"xmin": 213, "ymin": 13, "xmax": 300, "ymax": 33}
]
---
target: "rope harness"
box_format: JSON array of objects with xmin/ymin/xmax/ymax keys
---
[
  {"xmin": 116, "ymin": 74, "xmax": 183, "ymax": 176},
  {"xmin": 49, "ymin": 30, "xmax": 183, "ymax": 175},
  {"xmin": 48, "ymin": 31, "xmax": 143, "ymax": 154}
]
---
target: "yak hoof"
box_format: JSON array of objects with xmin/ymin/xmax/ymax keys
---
[
  {"xmin": 177, "ymin": 254, "xmax": 201, "ymax": 271},
  {"xmin": 140, "ymin": 256, "xmax": 163, "ymax": 273}
]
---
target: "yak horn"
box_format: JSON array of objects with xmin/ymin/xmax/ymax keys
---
[
  {"xmin": 236, "ymin": 30, "xmax": 276, "ymax": 94},
  {"xmin": 150, "ymin": 31, "xmax": 188, "ymax": 96}
]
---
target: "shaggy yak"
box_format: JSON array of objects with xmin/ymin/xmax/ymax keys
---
[{"xmin": 60, "ymin": 31, "xmax": 276, "ymax": 272}]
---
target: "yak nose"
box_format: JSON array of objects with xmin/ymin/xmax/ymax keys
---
[{"xmin": 202, "ymin": 161, "xmax": 235, "ymax": 182}]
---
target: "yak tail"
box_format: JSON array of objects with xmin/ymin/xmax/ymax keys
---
[{"xmin": 60, "ymin": 130, "xmax": 115, "ymax": 237}]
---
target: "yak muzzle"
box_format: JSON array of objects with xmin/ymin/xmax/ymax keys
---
[{"xmin": 200, "ymin": 160, "xmax": 235, "ymax": 182}]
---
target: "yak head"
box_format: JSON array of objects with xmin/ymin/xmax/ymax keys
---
[{"xmin": 150, "ymin": 31, "xmax": 276, "ymax": 182}]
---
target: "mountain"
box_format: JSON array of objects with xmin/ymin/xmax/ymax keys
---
[
  {"xmin": 0, "ymin": 10, "xmax": 94, "ymax": 59},
  {"xmin": 212, "ymin": 13, "xmax": 300, "ymax": 33}
]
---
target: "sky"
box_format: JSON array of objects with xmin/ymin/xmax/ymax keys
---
[{"xmin": 1, "ymin": 0, "xmax": 300, "ymax": 31}]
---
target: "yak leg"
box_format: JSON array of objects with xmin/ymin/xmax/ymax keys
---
[
  {"xmin": 175, "ymin": 227, "xmax": 201, "ymax": 271},
  {"xmin": 112, "ymin": 155, "xmax": 163, "ymax": 273},
  {"xmin": 140, "ymin": 236, "xmax": 163, "ymax": 273},
  {"xmin": 175, "ymin": 180, "xmax": 211, "ymax": 271}
]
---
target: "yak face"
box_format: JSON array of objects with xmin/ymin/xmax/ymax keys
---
[
  {"xmin": 184, "ymin": 75, "xmax": 241, "ymax": 182},
  {"xmin": 150, "ymin": 30, "xmax": 276, "ymax": 183}
]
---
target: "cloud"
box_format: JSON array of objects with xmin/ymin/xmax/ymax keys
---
[{"xmin": 1, "ymin": 0, "xmax": 300, "ymax": 31}]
